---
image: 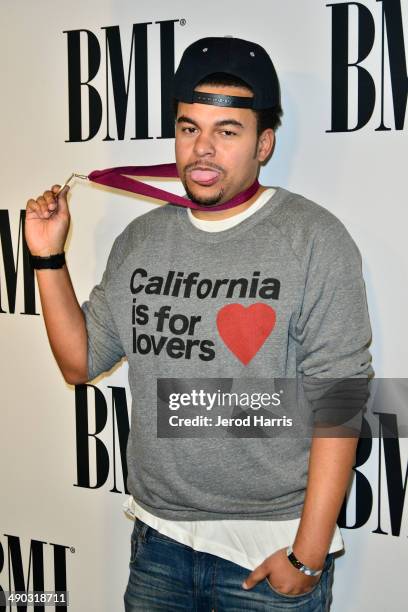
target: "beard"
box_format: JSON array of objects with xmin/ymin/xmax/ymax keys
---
[
  {"xmin": 182, "ymin": 178, "xmax": 224, "ymax": 208},
  {"xmin": 183, "ymin": 182, "xmax": 226, "ymax": 208}
]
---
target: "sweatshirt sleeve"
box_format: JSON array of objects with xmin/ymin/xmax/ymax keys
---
[
  {"xmin": 295, "ymin": 220, "xmax": 374, "ymax": 430},
  {"xmin": 81, "ymin": 234, "xmax": 127, "ymax": 381}
]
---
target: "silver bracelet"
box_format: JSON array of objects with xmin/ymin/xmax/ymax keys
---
[{"xmin": 286, "ymin": 545, "xmax": 323, "ymax": 577}]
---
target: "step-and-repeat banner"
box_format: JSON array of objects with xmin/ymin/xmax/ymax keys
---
[{"xmin": 1, "ymin": 1, "xmax": 407, "ymax": 610}]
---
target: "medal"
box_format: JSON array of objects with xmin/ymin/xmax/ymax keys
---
[{"xmin": 56, "ymin": 164, "xmax": 260, "ymax": 212}]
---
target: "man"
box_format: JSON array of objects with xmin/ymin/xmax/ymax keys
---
[{"xmin": 25, "ymin": 36, "xmax": 373, "ymax": 611}]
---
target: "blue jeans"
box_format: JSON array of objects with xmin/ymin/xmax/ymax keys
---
[{"xmin": 124, "ymin": 518, "xmax": 335, "ymax": 611}]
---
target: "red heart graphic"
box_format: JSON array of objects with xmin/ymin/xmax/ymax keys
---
[{"xmin": 216, "ymin": 303, "xmax": 276, "ymax": 365}]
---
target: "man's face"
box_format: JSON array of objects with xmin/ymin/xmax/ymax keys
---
[{"xmin": 175, "ymin": 84, "xmax": 264, "ymax": 207}]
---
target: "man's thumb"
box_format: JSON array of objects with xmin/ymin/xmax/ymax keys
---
[{"xmin": 53, "ymin": 185, "xmax": 70, "ymax": 211}]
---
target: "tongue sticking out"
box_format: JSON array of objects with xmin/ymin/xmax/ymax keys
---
[{"xmin": 190, "ymin": 169, "xmax": 220, "ymax": 183}]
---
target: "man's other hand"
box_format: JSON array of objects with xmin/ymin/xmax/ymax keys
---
[{"xmin": 241, "ymin": 547, "xmax": 321, "ymax": 595}]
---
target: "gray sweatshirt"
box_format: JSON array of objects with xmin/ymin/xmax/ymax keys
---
[{"xmin": 81, "ymin": 186, "xmax": 374, "ymax": 521}]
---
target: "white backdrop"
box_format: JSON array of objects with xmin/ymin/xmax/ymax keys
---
[{"xmin": 1, "ymin": 0, "xmax": 407, "ymax": 610}]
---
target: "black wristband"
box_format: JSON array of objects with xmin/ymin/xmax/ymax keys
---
[
  {"xmin": 286, "ymin": 546, "xmax": 323, "ymax": 576},
  {"xmin": 29, "ymin": 252, "xmax": 66, "ymax": 270}
]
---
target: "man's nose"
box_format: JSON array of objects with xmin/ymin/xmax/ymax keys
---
[{"xmin": 193, "ymin": 131, "xmax": 216, "ymax": 157}]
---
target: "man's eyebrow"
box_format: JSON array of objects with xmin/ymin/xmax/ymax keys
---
[
  {"xmin": 176, "ymin": 115, "xmax": 244, "ymax": 129},
  {"xmin": 215, "ymin": 119, "xmax": 244, "ymax": 129}
]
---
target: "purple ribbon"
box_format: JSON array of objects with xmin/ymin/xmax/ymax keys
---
[{"xmin": 88, "ymin": 163, "xmax": 260, "ymax": 211}]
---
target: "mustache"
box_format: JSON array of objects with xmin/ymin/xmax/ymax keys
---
[{"xmin": 185, "ymin": 162, "xmax": 225, "ymax": 174}]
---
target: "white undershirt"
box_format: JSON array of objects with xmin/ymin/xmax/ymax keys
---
[
  {"xmin": 186, "ymin": 186, "xmax": 277, "ymax": 231},
  {"xmin": 122, "ymin": 186, "xmax": 344, "ymax": 570}
]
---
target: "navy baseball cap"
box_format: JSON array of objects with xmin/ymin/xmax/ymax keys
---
[{"xmin": 173, "ymin": 36, "xmax": 281, "ymax": 110}]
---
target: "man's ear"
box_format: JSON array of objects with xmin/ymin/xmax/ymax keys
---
[{"xmin": 257, "ymin": 129, "xmax": 275, "ymax": 162}]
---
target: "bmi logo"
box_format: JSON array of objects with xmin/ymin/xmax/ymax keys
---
[
  {"xmin": 0, "ymin": 534, "xmax": 71, "ymax": 611},
  {"xmin": 327, "ymin": 0, "xmax": 407, "ymax": 131},
  {"xmin": 64, "ymin": 19, "xmax": 181, "ymax": 142}
]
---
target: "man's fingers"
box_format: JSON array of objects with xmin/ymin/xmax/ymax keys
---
[
  {"xmin": 35, "ymin": 194, "xmax": 53, "ymax": 218},
  {"xmin": 26, "ymin": 184, "xmax": 71, "ymax": 222},
  {"xmin": 26, "ymin": 194, "xmax": 52, "ymax": 219},
  {"xmin": 27, "ymin": 199, "xmax": 39, "ymax": 210},
  {"xmin": 44, "ymin": 190, "xmax": 58, "ymax": 211},
  {"xmin": 242, "ymin": 563, "xmax": 268, "ymax": 590},
  {"xmin": 26, "ymin": 199, "xmax": 41, "ymax": 217},
  {"xmin": 44, "ymin": 190, "xmax": 56, "ymax": 201},
  {"xmin": 32, "ymin": 196, "xmax": 47, "ymax": 218}
]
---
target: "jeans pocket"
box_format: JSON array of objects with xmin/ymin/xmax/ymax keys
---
[{"xmin": 265, "ymin": 575, "xmax": 321, "ymax": 600}]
